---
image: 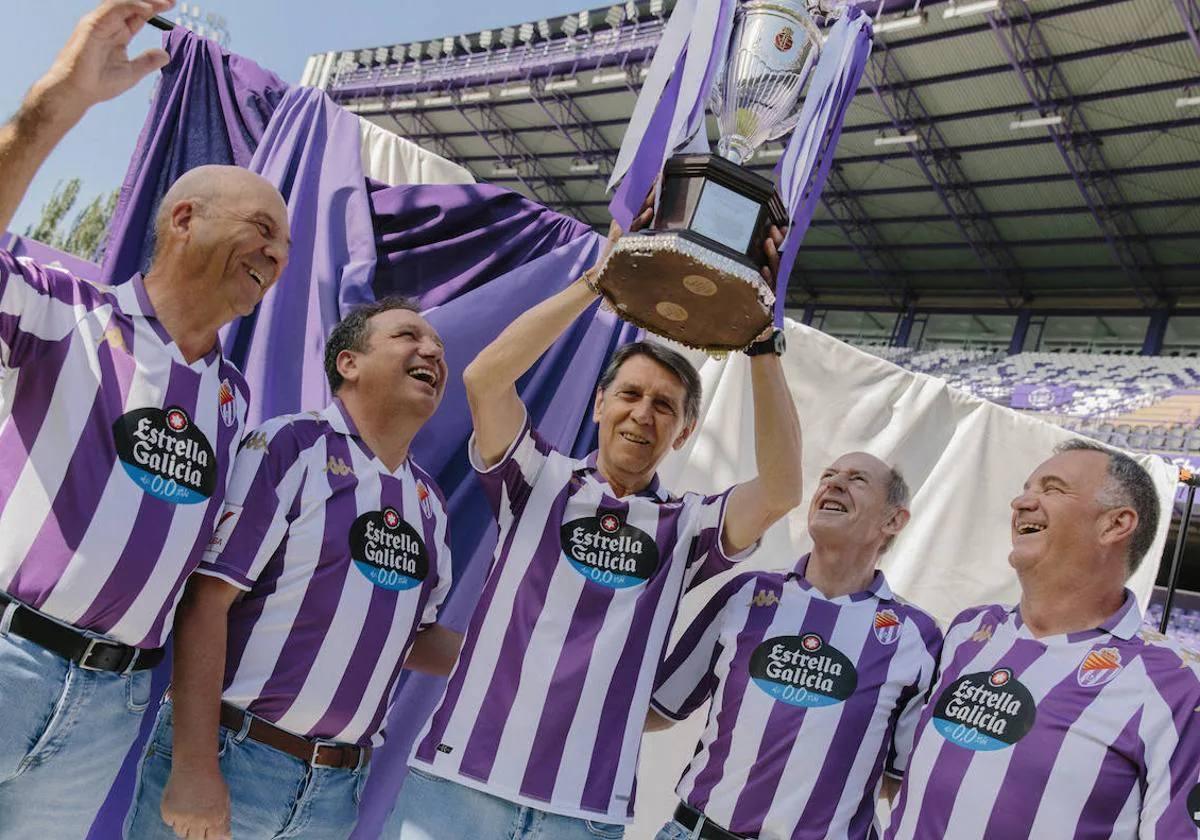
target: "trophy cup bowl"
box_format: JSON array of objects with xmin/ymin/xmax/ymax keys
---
[{"xmin": 597, "ymin": 0, "xmax": 824, "ymax": 352}]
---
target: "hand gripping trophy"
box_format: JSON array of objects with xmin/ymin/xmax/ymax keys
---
[{"xmin": 598, "ymin": 0, "xmax": 855, "ymax": 353}]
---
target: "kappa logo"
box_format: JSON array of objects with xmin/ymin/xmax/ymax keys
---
[
  {"xmin": 218, "ymin": 379, "xmax": 237, "ymax": 428},
  {"xmin": 325, "ymin": 456, "xmax": 353, "ymax": 477},
  {"xmin": 751, "ymin": 589, "xmax": 780, "ymax": 608},
  {"xmin": 1077, "ymin": 647, "xmax": 1123, "ymax": 688},
  {"xmin": 970, "ymin": 624, "xmax": 994, "ymax": 643},
  {"xmin": 242, "ymin": 431, "xmax": 269, "ymax": 451},
  {"xmin": 95, "ymin": 327, "xmax": 127, "ymax": 353},
  {"xmin": 874, "ymin": 609, "xmax": 902, "ymax": 645}
]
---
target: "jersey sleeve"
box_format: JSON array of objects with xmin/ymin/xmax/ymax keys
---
[
  {"xmin": 682, "ymin": 486, "xmax": 760, "ymax": 591},
  {"xmin": 0, "ymin": 250, "xmax": 106, "ymax": 368},
  {"xmin": 885, "ymin": 611, "xmax": 945, "ymax": 780},
  {"xmin": 1138, "ymin": 652, "xmax": 1200, "ymax": 838},
  {"xmin": 195, "ymin": 419, "xmax": 308, "ymax": 591},
  {"xmin": 469, "ymin": 408, "xmax": 556, "ymax": 519},
  {"xmin": 651, "ymin": 573, "xmax": 758, "ymax": 720}
]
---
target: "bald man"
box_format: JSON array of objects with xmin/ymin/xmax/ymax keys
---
[
  {"xmin": 0, "ymin": 3, "xmax": 290, "ymax": 835},
  {"xmin": 648, "ymin": 453, "xmax": 942, "ymax": 840}
]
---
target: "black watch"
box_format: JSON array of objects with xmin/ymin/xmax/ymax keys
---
[{"xmin": 744, "ymin": 329, "xmax": 786, "ymax": 357}]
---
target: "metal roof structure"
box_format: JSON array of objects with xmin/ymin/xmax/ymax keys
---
[{"xmin": 304, "ymin": 0, "xmax": 1200, "ymax": 311}]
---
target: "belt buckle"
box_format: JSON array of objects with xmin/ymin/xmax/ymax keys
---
[
  {"xmin": 79, "ymin": 637, "xmax": 135, "ymax": 674},
  {"xmin": 311, "ymin": 739, "xmax": 345, "ymax": 768}
]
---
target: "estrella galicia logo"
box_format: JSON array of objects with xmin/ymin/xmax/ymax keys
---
[
  {"xmin": 560, "ymin": 513, "xmax": 659, "ymax": 589},
  {"xmin": 113, "ymin": 406, "xmax": 216, "ymax": 504},
  {"xmin": 1187, "ymin": 782, "xmax": 1200, "ymax": 828},
  {"xmin": 748, "ymin": 634, "xmax": 858, "ymax": 708},
  {"xmin": 349, "ymin": 507, "xmax": 428, "ymax": 591},
  {"xmin": 932, "ymin": 668, "xmax": 1037, "ymax": 751}
]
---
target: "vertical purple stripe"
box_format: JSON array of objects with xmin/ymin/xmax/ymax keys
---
[
  {"xmin": 456, "ymin": 484, "xmax": 575, "ymax": 782},
  {"xmin": 725, "ymin": 598, "xmax": 842, "ymax": 832},
  {"xmin": 580, "ymin": 501, "xmax": 683, "ymax": 815},
  {"xmin": 1072, "ymin": 710, "xmax": 1142, "ymax": 840}
]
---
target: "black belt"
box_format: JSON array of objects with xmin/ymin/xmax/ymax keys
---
[
  {"xmin": 674, "ymin": 803, "xmax": 752, "ymax": 840},
  {"xmin": 0, "ymin": 591, "xmax": 163, "ymax": 674}
]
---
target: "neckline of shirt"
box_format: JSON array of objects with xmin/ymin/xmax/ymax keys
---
[
  {"xmin": 574, "ymin": 449, "xmax": 672, "ymax": 503},
  {"xmin": 1005, "ymin": 588, "xmax": 1142, "ymax": 644},
  {"xmin": 785, "ymin": 553, "xmax": 894, "ymax": 604},
  {"xmin": 113, "ymin": 273, "xmax": 224, "ymax": 371},
  {"xmin": 323, "ymin": 398, "xmax": 413, "ymax": 479}
]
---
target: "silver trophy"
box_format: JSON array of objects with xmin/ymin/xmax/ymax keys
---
[{"xmin": 597, "ymin": 0, "xmax": 827, "ymax": 352}]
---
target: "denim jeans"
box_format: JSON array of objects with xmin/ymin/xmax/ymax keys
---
[
  {"xmin": 656, "ymin": 819, "xmax": 701, "ymax": 840},
  {"xmin": 386, "ymin": 766, "xmax": 625, "ymax": 840},
  {"xmin": 125, "ymin": 702, "xmax": 369, "ymax": 839},
  {"xmin": 0, "ymin": 628, "xmax": 152, "ymax": 839}
]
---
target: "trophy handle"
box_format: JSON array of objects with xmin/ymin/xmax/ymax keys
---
[{"xmin": 766, "ymin": 112, "xmax": 802, "ymax": 143}]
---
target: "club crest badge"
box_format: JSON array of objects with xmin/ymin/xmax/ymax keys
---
[
  {"xmin": 416, "ymin": 480, "xmax": 433, "ymax": 519},
  {"xmin": 218, "ymin": 379, "xmax": 236, "ymax": 427},
  {"xmin": 1076, "ymin": 647, "xmax": 1123, "ymax": 688},
  {"xmin": 874, "ymin": 609, "xmax": 902, "ymax": 645},
  {"xmin": 774, "ymin": 26, "xmax": 794, "ymax": 52}
]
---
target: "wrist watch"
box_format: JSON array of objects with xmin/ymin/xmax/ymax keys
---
[{"xmin": 744, "ymin": 329, "xmax": 786, "ymax": 357}]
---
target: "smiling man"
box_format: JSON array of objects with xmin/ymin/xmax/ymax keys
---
[
  {"xmin": 0, "ymin": 2, "xmax": 292, "ymax": 835},
  {"xmin": 388, "ymin": 217, "xmax": 804, "ymax": 840},
  {"xmin": 648, "ymin": 452, "xmax": 942, "ymax": 840},
  {"xmin": 124, "ymin": 299, "xmax": 463, "ymax": 840},
  {"xmin": 885, "ymin": 440, "xmax": 1200, "ymax": 840}
]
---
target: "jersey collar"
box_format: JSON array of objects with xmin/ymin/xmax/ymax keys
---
[
  {"xmin": 787, "ymin": 553, "xmax": 894, "ymax": 603},
  {"xmin": 112, "ymin": 273, "xmax": 222, "ymax": 367},
  {"xmin": 1009, "ymin": 588, "xmax": 1142, "ymax": 642},
  {"xmin": 575, "ymin": 450, "xmax": 671, "ymax": 502}
]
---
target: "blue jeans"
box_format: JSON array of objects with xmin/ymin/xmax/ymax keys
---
[
  {"xmin": 125, "ymin": 702, "xmax": 369, "ymax": 839},
  {"xmin": 656, "ymin": 819, "xmax": 699, "ymax": 839},
  {"xmin": 387, "ymin": 766, "xmax": 625, "ymax": 839},
  {"xmin": 0, "ymin": 627, "xmax": 152, "ymax": 839}
]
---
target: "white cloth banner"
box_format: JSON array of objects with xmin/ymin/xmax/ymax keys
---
[
  {"xmin": 357, "ymin": 116, "xmax": 476, "ymax": 186},
  {"xmin": 634, "ymin": 319, "xmax": 1174, "ymax": 837}
]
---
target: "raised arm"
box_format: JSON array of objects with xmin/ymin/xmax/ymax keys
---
[
  {"xmin": 463, "ymin": 204, "xmax": 653, "ymax": 467},
  {"xmin": 0, "ymin": 0, "xmax": 172, "ymax": 234},
  {"xmin": 721, "ymin": 227, "xmax": 804, "ymax": 554}
]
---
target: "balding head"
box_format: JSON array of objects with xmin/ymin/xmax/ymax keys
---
[
  {"xmin": 809, "ymin": 451, "xmax": 911, "ymax": 556},
  {"xmin": 153, "ymin": 165, "xmax": 287, "ymax": 251}
]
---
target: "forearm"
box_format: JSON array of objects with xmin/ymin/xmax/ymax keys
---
[
  {"xmin": 170, "ymin": 580, "xmax": 234, "ymax": 772},
  {"xmin": 0, "ymin": 87, "xmax": 84, "ymax": 235},
  {"xmin": 749, "ymin": 353, "xmax": 803, "ymax": 510},
  {"xmin": 403, "ymin": 624, "xmax": 464, "ymax": 676}
]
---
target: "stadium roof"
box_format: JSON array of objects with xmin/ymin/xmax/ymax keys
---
[{"xmin": 306, "ymin": 0, "xmax": 1200, "ymax": 311}]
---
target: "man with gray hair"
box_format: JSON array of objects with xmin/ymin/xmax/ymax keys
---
[
  {"xmin": 648, "ymin": 452, "xmax": 943, "ymax": 840},
  {"xmin": 0, "ymin": 2, "xmax": 291, "ymax": 835},
  {"xmin": 886, "ymin": 441, "xmax": 1200, "ymax": 839}
]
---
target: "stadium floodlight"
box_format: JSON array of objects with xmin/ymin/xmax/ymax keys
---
[
  {"xmin": 460, "ymin": 91, "xmax": 492, "ymax": 102},
  {"xmin": 1176, "ymin": 94, "xmax": 1200, "ymax": 108},
  {"xmin": 408, "ymin": 43, "xmax": 423, "ymax": 60},
  {"xmin": 562, "ymin": 16, "xmax": 579, "ymax": 37},
  {"xmin": 592, "ymin": 70, "xmax": 627, "ymax": 84},
  {"xmin": 427, "ymin": 40, "xmax": 443, "ymax": 59},
  {"xmin": 942, "ymin": 0, "xmax": 999, "ymax": 18},
  {"xmin": 625, "ymin": 1, "xmax": 639, "ymax": 22},
  {"xmin": 479, "ymin": 30, "xmax": 494, "ymax": 49},
  {"xmin": 570, "ymin": 160, "xmax": 601, "ymax": 173},
  {"xmin": 423, "ymin": 95, "xmax": 453, "ymax": 106},
  {"xmin": 357, "ymin": 49, "xmax": 373, "ymax": 66},
  {"xmin": 1009, "ymin": 114, "xmax": 1063, "ymax": 130},
  {"xmin": 873, "ymin": 133, "xmax": 920, "ymax": 146},
  {"xmin": 545, "ymin": 78, "xmax": 580, "ymax": 91},
  {"xmin": 605, "ymin": 5, "xmax": 625, "ymax": 28},
  {"xmin": 500, "ymin": 26, "xmax": 517, "ymax": 47},
  {"xmin": 873, "ymin": 13, "xmax": 926, "ymax": 34},
  {"xmin": 538, "ymin": 19, "xmax": 552, "ymax": 39},
  {"xmin": 443, "ymin": 37, "xmax": 456, "ymax": 55},
  {"xmin": 519, "ymin": 22, "xmax": 536, "ymax": 43},
  {"xmin": 577, "ymin": 10, "xmax": 592, "ymax": 31},
  {"xmin": 390, "ymin": 45, "xmax": 407, "ymax": 63},
  {"xmin": 493, "ymin": 164, "xmax": 519, "ymax": 177},
  {"xmin": 374, "ymin": 47, "xmax": 390, "ymax": 65},
  {"xmin": 500, "ymin": 84, "xmax": 532, "ymax": 97}
]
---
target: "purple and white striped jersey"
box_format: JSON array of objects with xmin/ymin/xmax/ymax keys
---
[
  {"xmin": 197, "ymin": 401, "xmax": 453, "ymax": 747},
  {"xmin": 0, "ymin": 252, "xmax": 248, "ymax": 648},
  {"xmin": 652, "ymin": 558, "xmax": 942, "ymax": 840},
  {"xmin": 411, "ymin": 414, "xmax": 753, "ymax": 823},
  {"xmin": 883, "ymin": 593, "xmax": 1200, "ymax": 840}
]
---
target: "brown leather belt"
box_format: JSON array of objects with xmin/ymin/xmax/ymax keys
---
[{"xmin": 219, "ymin": 703, "xmax": 370, "ymax": 770}]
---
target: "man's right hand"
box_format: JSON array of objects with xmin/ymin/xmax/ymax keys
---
[
  {"xmin": 161, "ymin": 765, "xmax": 232, "ymax": 840},
  {"xmin": 32, "ymin": 0, "xmax": 174, "ymax": 120}
]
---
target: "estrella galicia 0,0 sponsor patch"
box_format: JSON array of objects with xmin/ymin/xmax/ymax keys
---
[
  {"xmin": 560, "ymin": 513, "xmax": 659, "ymax": 589},
  {"xmin": 749, "ymin": 633, "xmax": 858, "ymax": 708},
  {"xmin": 350, "ymin": 508, "xmax": 428, "ymax": 591},
  {"xmin": 113, "ymin": 406, "xmax": 216, "ymax": 504},
  {"xmin": 932, "ymin": 668, "xmax": 1037, "ymax": 751}
]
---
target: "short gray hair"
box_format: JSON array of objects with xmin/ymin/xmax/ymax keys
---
[
  {"xmin": 1054, "ymin": 439, "xmax": 1160, "ymax": 575},
  {"xmin": 597, "ymin": 341, "xmax": 702, "ymax": 425},
  {"xmin": 881, "ymin": 465, "xmax": 910, "ymax": 553}
]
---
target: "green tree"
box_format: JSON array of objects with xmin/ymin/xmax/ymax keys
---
[
  {"xmin": 60, "ymin": 189, "xmax": 119, "ymax": 263},
  {"xmin": 24, "ymin": 178, "xmax": 81, "ymax": 245}
]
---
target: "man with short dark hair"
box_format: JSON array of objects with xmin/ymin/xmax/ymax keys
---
[
  {"xmin": 885, "ymin": 441, "xmax": 1200, "ymax": 840},
  {"xmin": 649, "ymin": 452, "xmax": 942, "ymax": 840},
  {"xmin": 125, "ymin": 298, "xmax": 462, "ymax": 839},
  {"xmin": 0, "ymin": 3, "xmax": 292, "ymax": 834},
  {"xmin": 390, "ymin": 215, "xmax": 804, "ymax": 839}
]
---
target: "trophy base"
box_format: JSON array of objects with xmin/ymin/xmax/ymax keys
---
[{"xmin": 596, "ymin": 230, "xmax": 775, "ymax": 353}]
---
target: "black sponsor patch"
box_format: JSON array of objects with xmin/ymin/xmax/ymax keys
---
[
  {"xmin": 560, "ymin": 514, "xmax": 659, "ymax": 588},
  {"xmin": 113, "ymin": 406, "xmax": 216, "ymax": 504},
  {"xmin": 1188, "ymin": 782, "xmax": 1200, "ymax": 828},
  {"xmin": 748, "ymin": 633, "xmax": 858, "ymax": 707},
  {"xmin": 932, "ymin": 668, "xmax": 1037, "ymax": 751},
  {"xmin": 349, "ymin": 508, "xmax": 428, "ymax": 591}
]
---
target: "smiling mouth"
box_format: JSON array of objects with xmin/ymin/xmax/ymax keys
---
[
  {"xmin": 619, "ymin": 431, "xmax": 651, "ymax": 446},
  {"xmin": 1016, "ymin": 523, "xmax": 1046, "ymax": 535},
  {"xmin": 818, "ymin": 500, "xmax": 848, "ymax": 513},
  {"xmin": 407, "ymin": 367, "xmax": 439, "ymax": 389},
  {"xmin": 246, "ymin": 266, "xmax": 266, "ymax": 288}
]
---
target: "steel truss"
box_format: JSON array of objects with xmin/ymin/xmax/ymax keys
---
[
  {"xmin": 529, "ymin": 81, "xmax": 616, "ymax": 178},
  {"xmin": 988, "ymin": 0, "xmax": 1167, "ymax": 306},
  {"xmin": 821, "ymin": 167, "xmax": 909, "ymax": 306},
  {"xmin": 865, "ymin": 42, "xmax": 1028, "ymax": 306}
]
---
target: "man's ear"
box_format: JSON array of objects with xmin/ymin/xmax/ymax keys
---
[
  {"xmin": 170, "ymin": 199, "xmax": 196, "ymax": 237},
  {"xmin": 671, "ymin": 420, "xmax": 696, "ymax": 451},
  {"xmin": 883, "ymin": 506, "xmax": 911, "ymax": 541},
  {"xmin": 1098, "ymin": 506, "xmax": 1138, "ymax": 550},
  {"xmin": 593, "ymin": 387, "xmax": 605, "ymax": 425},
  {"xmin": 336, "ymin": 349, "xmax": 360, "ymax": 388}
]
